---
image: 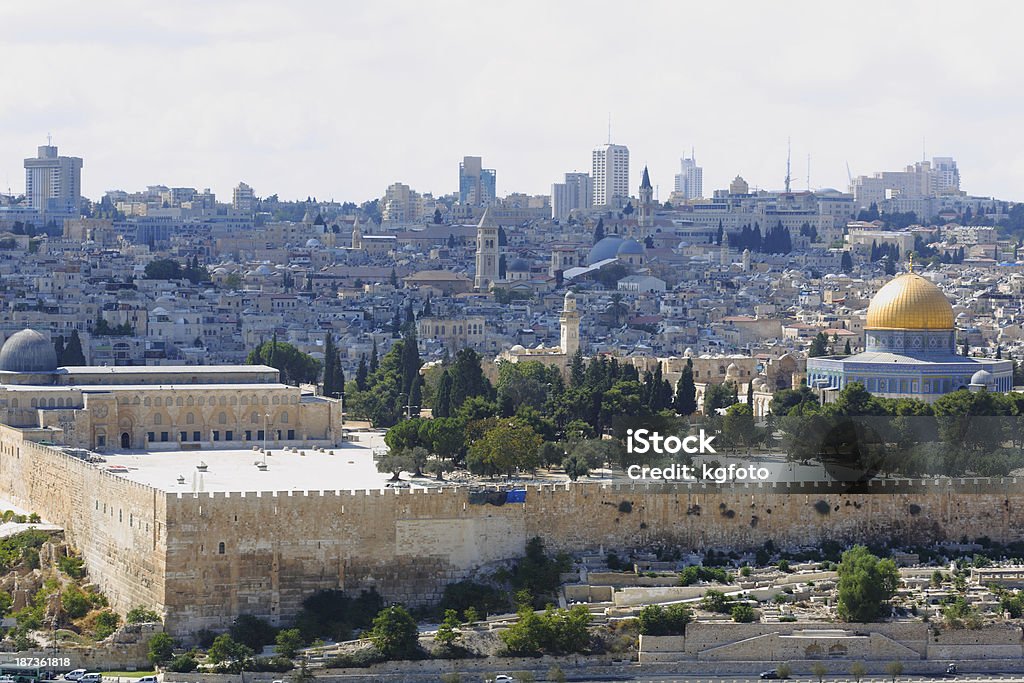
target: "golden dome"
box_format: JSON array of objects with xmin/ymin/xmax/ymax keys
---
[{"xmin": 865, "ymin": 272, "xmax": 954, "ymax": 330}]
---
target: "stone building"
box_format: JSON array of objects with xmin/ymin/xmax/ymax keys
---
[
  {"xmin": 0, "ymin": 329, "xmax": 341, "ymax": 451},
  {"xmin": 807, "ymin": 270, "xmax": 1013, "ymax": 401}
]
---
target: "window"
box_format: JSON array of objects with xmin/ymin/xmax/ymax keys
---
[
  {"xmin": 213, "ymin": 431, "xmax": 220, "ymax": 442},
  {"xmin": 287, "ymin": 429, "xmax": 295, "ymax": 440},
  {"xmin": 180, "ymin": 431, "xmax": 187, "ymax": 442},
  {"xmin": 218, "ymin": 542, "xmax": 225, "ymax": 555},
  {"xmin": 97, "ymin": 435, "xmax": 105, "ymax": 448},
  {"xmin": 226, "ymin": 431, "xmax": 233, "ymax": 441},
  {"xmin": 147, "ymin": 432, "xmax": 155, "ymax": 442},
  {"xmin": 193, "ymin": 431, "xmax": 201, "ymax": 442},
  {"xmin": 245, "ymin": 430, "xmax": 251, "ymax": 441},
  {"xmin": 160, "ymin": 432, "xmax": 168, "ymax": 442},
  {"xmin": 257, "ymin": 430, "xmax": 264, "ymax": 441},
  {"xmin": 153, "ymin": 413, "xmax": 162, "ymax": 425},
  {"xmin": 280, "ymin": 411, "xmax": 289, "ymax": 424},
  {"xmin": 186, "ymin": 413, "xmax": 195, "ymax": 425}
]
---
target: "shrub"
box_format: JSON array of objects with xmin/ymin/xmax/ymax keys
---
[
  {"xmin": 61, "ymin": 587, "xmax": 91, "ymax": 619},
  {"xmin": 731, "ymin": 604, "xmax": 756, "ymax": 623},
  {"xmin": 439, "ymin": 580, "xmax": 508, "ymax": 619},
  {"xmin": 167, "ymin": 654, "xmax": 198, "ymax": 673},
  {"xmin": 500, "ymin": 605, "xmax": 591, "ymax": 656},
  {"xmin": 207, "ymin": 633, "xmax": 255, "ymax": 664},
  {"xmin": 230, "ymin": 614, "xmax": 278, "ymax": 650},
  {"xmin": 637, "ymin": 604, "xmax": 692, "ymax": 636},
  {"xmin": 324, "ymin": 647, "xmax": 385, "ymax": 668},
  {"xmin": 700, "ymin": 590, "xmax": 732, "ymax": 614},
  {"xmin": 92, "ymin": 610, "xmax": 120, "ymax": 639},
  {"xmin": 147, "ymin": 632, "xmax": 175, "ymax": 665},
  {"xmin": 275, "ymin": 628, "xmax": 304, "ymax": 658},
  {"xmin": 369, "ymin": 606, "xmax": 420, "ymax": 660},
  {"xmin": 678, "ymin": 565, "xmax": 732, "ymax": 586},
  {"xmin": 776, "ymin": 662, "xmax": 792, "ymax": 679},
  {"xmin": 126, "ymin": 606, "xmax": 162, "ymax": 623},
  {"xmin": 57, "ymin": 555, "xmax": 86, "ymax": 579}
]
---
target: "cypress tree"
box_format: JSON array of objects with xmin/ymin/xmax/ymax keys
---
[
  {"xmin": 323, "ymin": 335, "xmax": 337, "ymax": 397},
  {"xmin": 843, "ymin": 339, "xmax": 852, "ymax": 355},
  {"xmin": 435, "ymin": 369, "xmax": 453, "ymax": 418},
  {"xmin": 674, "ymin": 359, "xmax": 697, "ymax": 415},
  {"xmin": 369, "ymin": 340, "xmax": 379, "ymax": 374},
  {"xmin": 569, "ymin": 348, "xmax": 586, "ymax": 388},
  {"xmin": 64, "ymin": 330, "xmax": 86, "ymax": 366},
  {"xmin": 53, "ymin": 335, "xmax": 66, "ymax": 365},
  {"xmin": 746, "ymin": 379, "xmax": 754, "ymax": 406},
  {"xmin": 355, "ymin": 355, "xmax": 368, "ymax": 391}
]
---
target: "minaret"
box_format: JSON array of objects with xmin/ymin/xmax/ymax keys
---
[
  {"xmin": 638, "ymin": 166, "xmax": 654, "ymax": 232},
  {"xmin": 560, "ymin": 290, "xmax": 580, "ymax": 356},
  {"xmin": 351, "ymin": 218, "xmax": 363, "ymax": 250},
  {"xmin": 474, "ymin": 207, "xmax": 500, "ymax": 290},
  {"xmin": 720, "ymin": 230, "xmax": 730, "ymax": 265},
  {"xmin": 742, "ymin": 248, "xmax": 751, "ymax": 272}
]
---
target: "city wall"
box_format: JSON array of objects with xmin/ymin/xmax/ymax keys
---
[
  {"xmin": 162, "ymin": 477, "xmax": 1024, "ymax": 636},
  {"xmin": 4, "ymin": 431, "xmax": 1024, "ymax": 637},
  {"xmin": 0, "ymin": 426, "xmax": 167, "ymax": 615}
]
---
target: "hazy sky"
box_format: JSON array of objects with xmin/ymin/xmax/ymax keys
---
[{"xmin": 3, "ymin": 0, "xmax": 1023, "ymax": 205}]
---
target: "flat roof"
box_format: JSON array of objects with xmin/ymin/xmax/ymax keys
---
[
  {"xmin": 101, "ymin": 441, "xmax": 405, "ymax": 493},
  {"xmin": 58, "ymin": 365, "xmax": 277, "ymax": 374},
  {"xmin": 1, "ymin": 383, "xmax": 294, "ymax": 392}
]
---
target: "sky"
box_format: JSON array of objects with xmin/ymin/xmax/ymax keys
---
[{"xmin": 2, "ymin": 0, "xmax": 1023, "ymax": 205}]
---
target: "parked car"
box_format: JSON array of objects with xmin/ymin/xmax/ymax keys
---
[
  {"xmin": 760, "ymin": 671, "xmax": 780, "ymax": 680},
  {"xmin": 80, "ymin": 674, "xmax": 102, "ymax": 683},
  {"xmin": 64, "ymin": 671, "xmax": 88, "ymax": 681},
  {"xmin": 493, "ymin": 676, "xmax": 516, "ymax": 683},
  {"xmin": 138, "ymin": 677, "xmax": 158, "ymax": 683}
]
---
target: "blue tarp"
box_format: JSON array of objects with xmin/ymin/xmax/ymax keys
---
[{"xmin": 506, "ymin": 489, "xmax": 527, "ymax": 504}]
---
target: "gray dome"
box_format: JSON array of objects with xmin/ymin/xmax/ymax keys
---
[
  {"xmin": 587, "ymin": 236, "xmax": 624, "ymax": 265},
  {"xmin": 0, "ymin": 329, "xmax": 58, "ymax": 373},
  {"xmin": 508, "ymin": 258, "xmax": 530, "ymax": 272},
  {"xmin": 617, "ymin": 238, "xmax": 644, "ymax": 256},
  {"xmin": 970, "ymin": 369, "xmax": 994, "ymax": 386}
]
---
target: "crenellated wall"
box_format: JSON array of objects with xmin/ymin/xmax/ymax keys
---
[{"xmin": 3, "ymin": 426, "xmax": 1024, "ymax": 638}]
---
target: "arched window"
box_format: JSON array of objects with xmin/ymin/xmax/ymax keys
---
[
  {"xmin": 30, "ymin": 398, "xmax": 38, "ymax": 408},
  {"xmin": 186, "ymin": 413, "xmax": 195, "ymax": 425},
  {"xmin": 251, "ymin": 412, "xmax": 259, "ymax": 424},
  {"xmin": 218, "ymin": 542, "xmax": 225, "ymax": 555},
  {"xmin": 280, "ymin": 411, "xmax": 289, "ymax": 424},
  {"xmin": 153, "ymin": 413, "xmax": 163, "ymax": 425},
  {"xmin": 176, "ymin": 397, "xmax": 183, "ymax": 407},
  {"xmin": 10, "ymin": 399, "xmax": 17, "ymax": 408},
  {"xmin": 218, "ymin": 412, "xmax": 227, "ymax": 425}
]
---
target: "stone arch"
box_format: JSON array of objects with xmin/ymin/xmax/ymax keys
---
[{"xmin": 186, "ymin": 413, "xmax": 196, "ymax": 425}]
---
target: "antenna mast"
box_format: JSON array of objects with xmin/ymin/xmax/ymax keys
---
[{"xmin": 784, "ymin": 137, "xmax": 792, "ymax": 193}]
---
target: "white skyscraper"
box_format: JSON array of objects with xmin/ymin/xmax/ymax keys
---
[
  {"xmin": 24, "ymin": 143, "xmax": 83, "ymax": 218},
  {"xmin": 591, "ymin": 144, "xmax": 629, "ymax": 207},
  {"xmin": 673, "ymin": 152, "xmax": 703, "ymax": 200},
  {"xmin": 551, "ymin": 172, "xmax": 592, "ymax": 220}
]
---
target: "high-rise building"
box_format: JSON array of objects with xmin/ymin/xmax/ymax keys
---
[
  {"xmin": 24, "ymin": 144, "xmax": 83, "ymax": 219},
  {"xmin": 459, "ymin": 156, "xmax": 496, "ymax": 207},
  {"xmin": 591, "ymin": 143, "xmax": 629, "ymax": 207},
  {"xmin": 852, "ymin": 157, "xmax": 961, "ymax": 208},
  {"xmin": 551, "ymin": 172, "xmax": 592, "ymax": 220},
  {"xmin": 474, "ymin": 207, "xmax": 500, "ymax": 290},
  {"xmin": 232, "ymin": 182, "xmax": 255, "ymax": 213},
  {"xmin": 380, "ymin": 182, "xmax": 424, "ymax": 223},
  {"xmin": 674, "ymin": 153, "xmax": 703, "ymax": 200}
]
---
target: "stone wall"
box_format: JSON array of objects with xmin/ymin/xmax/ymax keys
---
[
  {"xmin": 5, "ymin": 429, "xmax": 1024, "ymax": 638},
  {"xmin": 0, "ymin": 426, "xmax": 167, "ymax": 615}
]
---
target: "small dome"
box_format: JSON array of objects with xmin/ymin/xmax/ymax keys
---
[
  {"xmin": 587, "ymin": 236, "xmax": 624, "ymax": 265},
  {"xmin": 305, "ymin": 238, "xmax": 321, "ymax": 248},
  {"xmin": 617, "ymin": 238, "xmax": 645, "ymax": 256},
  {"xmin": 726, "ymin": 363, "xmax": 740, "ymax": 377},
  {"xmin": 684, "ymin": 347, "xmax": 694, "ymax": 357},
  {"xmin": 510, "ymin": 344, "xmax": 526, "ymax": 353},
  {"xmin": 508, "ymin": 258, "xmax": 530, "ymax": 272},
  {"xmin": 254, "ymin": 265, "xmax": 274, "ymax": 276},
  {"xmin": 970, "ymin": 369, "xmax": 994, "ymax": 386},
  {"xmin": 0, "ymin": 329, "xmax": 58, "ymax": 373}
]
